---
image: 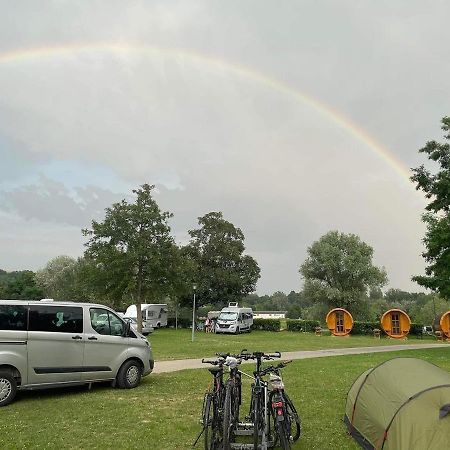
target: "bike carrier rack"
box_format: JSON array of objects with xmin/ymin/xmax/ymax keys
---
[{"xmin": 230, "ymin": 422, "xmax": 273, "ymax": 450}]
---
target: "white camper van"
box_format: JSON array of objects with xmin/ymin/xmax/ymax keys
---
[
  {"xmin": 215, "ymin": 303, "xmax": 253, "ymax": 334},
  {"xmin": 125, "ymin": 304, "xmax": 168, "ymax": 328}
]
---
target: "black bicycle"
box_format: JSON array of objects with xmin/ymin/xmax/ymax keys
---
[
  {"xmin": 196, "ymin": 352, "xmax": 247, "ymax": 450},
  {"xmin": 195, "ymin": 355, "xmax": 227, "ymax": 450},
  {"xmin": 222, "ymin": 355, "xmax": 242, "ymax": 450},
  {"xmin": 265, "ymin": 361, "xmax": 301, "ymax": 449},
  {"xmin": 246, "ymin": 351, "xmax": 282, "ymax": 450}
]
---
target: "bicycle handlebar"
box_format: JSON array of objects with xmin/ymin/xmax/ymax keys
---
[{"xmin": 201, "ymin": 358, "xmax": 224, "ymax": 365}]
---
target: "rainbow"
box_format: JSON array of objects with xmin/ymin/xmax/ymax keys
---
[{"xmin": 0, "ymin": 43, "xmax": 413, "ymax": 187}]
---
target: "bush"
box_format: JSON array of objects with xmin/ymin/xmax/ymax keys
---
[
  {"xmin": 286, "ymin": 319, "xmax": 320, "ymax": 332},
  {"xmin": 410, "ymin": 323, "xmax": 424, "ymax": 336},
  {"xmin": 252, "ymin": 318, "xmax": 281, "ymax": 331},
  {"xmin": 167, "ymin": 317, "xmax": 192, "ymax": 328},
  {"xmin": 351, "ymin": 321, "xmax": 380, "ymax": 335}
]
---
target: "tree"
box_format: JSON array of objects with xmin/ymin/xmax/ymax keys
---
[
  {"xmin": 411, "ymin": 117, "xmax": 450, "ymax": 298},
  {"xmin": 83, "ymin": 184, "xmax": 178, "ymax": 331},
  {"xmin": 0, "ymin": 270, "xmax": 43, "ymax": 299},
  {"xmin": 183, "ymin": 212, "xmax": 260, "ymax": 308},
  {"xmin": 300, "ymin": 231, "xmax": 387, "ymax": 312},
  {"xmin": 35, "ymin": 256, "xmax": 87, "ymax": 301}
]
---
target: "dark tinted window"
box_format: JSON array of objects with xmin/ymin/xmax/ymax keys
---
[
  {"xmin": 29, "ymin": 305, "xmax": 83, "ymax": 333},
  {"xmin": 0, "ymin": 304, "xmax": 27, "ymax": 331}
]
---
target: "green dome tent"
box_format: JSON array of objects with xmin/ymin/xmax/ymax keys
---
[{"xmin": 345, "ymin": 358, "xmax": 450, "ymax": 450}]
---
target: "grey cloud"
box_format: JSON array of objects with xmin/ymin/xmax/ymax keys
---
[{"xmin": 0, "ymin": 177, "xmax": 130, "ymax": 228}]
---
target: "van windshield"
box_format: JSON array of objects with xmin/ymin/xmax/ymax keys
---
[{"xmin": 219, "ymin": 312, "xmax": 238, "ymax": 321}]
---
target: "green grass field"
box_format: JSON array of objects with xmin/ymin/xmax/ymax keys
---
[
  {"xmin": 150, "ymin": 328, "xmax": 435, "ymax": 361},
  {"xmin": 2, "ymin": 346, "xmax": 449, "ymax": 449}
]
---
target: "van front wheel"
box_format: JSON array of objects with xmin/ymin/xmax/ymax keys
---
[
  {"xmin": 0, "ymin": 371, "xmax": 17, "ymax": 407},
  {"xmin": 116, "ymin": 360, "xmax": 142, "ymax": 389}
]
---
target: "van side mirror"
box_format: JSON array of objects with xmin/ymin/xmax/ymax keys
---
[{"xmin": 123, "ymin": 321, "xmax": 131, "ymax": 337}]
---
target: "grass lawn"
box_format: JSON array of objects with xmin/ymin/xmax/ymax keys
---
[
  {"xmin": 149, "ymin": 328, "xmax": 436, "ymax": 361},
  {"xmin": 2, "ymin": 347, "xmax": 449, "ymax": 449}
]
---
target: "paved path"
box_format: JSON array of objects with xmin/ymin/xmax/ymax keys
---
[{"xmin": 152, "ymin": 343, "xmax": 450, "ymax": 374}]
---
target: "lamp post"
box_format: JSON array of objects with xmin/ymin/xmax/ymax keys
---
[{"xmin": 191, "ymin": 284, "xmax": 197, "ymax": 342}]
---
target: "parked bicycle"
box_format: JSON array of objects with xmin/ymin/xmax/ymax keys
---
[
  {"xmin": 244, "ymin": 351, "xmax": 301, "ymax": 450},
  {"xmin": 195, "ymin": 354, "xmax": 227, "ymax": 450},
  {"xmin": 265, "ymin": 361, "xmax": 301, "ymax": 449},
  {"xmin": 195, "ymin": 352, "xmax": 247, "ymax": 450}
]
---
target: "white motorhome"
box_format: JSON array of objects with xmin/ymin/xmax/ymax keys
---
[
  {"xmin": 125, "ymin": 304, "xmax": 168, "ymax": 328},
  {"xmin": 215, "ymin": 303, "xmax": 253, "ymax": 334}
]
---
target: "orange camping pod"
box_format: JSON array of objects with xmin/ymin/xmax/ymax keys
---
[
  {"xmin": 381, "ymin": 309, "xmax": 411, "ymax": 338},
  {"xmin": 434, "ymin": 311, "xmax": 450, "ymax": 338},
  {"xmin": 326, "ymin": 308, "xmax": 354, "ymax": 336}
]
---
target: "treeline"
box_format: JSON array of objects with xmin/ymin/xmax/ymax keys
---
[{"xmin": 240, "ymin": 288, "xmax": 447, "ymax": 326}]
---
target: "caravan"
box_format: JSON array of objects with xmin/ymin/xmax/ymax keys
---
[
  {"xmin": 215, "ymin": 302, "xmax": 253, "ymax": 334},
  {"xmin": 125, "ymin": 304, "xmax": 168, "ymax": 328}
]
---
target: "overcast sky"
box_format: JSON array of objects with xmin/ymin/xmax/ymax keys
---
[{"xmin": 0, "ymin": 1, "xmax": 449, "ymax": 294}]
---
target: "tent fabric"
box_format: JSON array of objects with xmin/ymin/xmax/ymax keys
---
[{"xmin": 345, "ymin": 357, "xmax": 450, "ymax": 450}]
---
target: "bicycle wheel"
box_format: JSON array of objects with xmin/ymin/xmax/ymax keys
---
[
  {"xmin": 203, "ymin": 393, "xmax": 216, "ymax": 450},
  {"xmin": 276, "ymin": 420, "xmax": 291, "ymax": 450},
  {"xmin": 222, "ymin": 381, "xmax": 234, "ymax": 450},
  {"xmin": 252, "ymin": 389, "xmax": 261, "ymax": 449},
  {"xmin": 284, "ymin": 393, "xmax": 301, "ymax": 442}
]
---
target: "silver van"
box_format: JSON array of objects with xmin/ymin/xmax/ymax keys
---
[{"xmin": 0, "ymin": 300, "xmax": 154, "ymax": 406}]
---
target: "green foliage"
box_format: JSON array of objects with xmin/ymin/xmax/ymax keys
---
[
  {"xmin": 0, "ymin": 270, "xmax": 43, "ymax": 299},
  {"xmin": 82, "ymin": 184, "xmax": 180, "ymax": 318},
  {"xmin": 408, "ymin": 295, "xmax": 449, "ymax": 325},
  {"xmin": 300, "ymin": 230, "xmax": 388, "ymax": 311},
  {"xmin": 251, "ymin": 318, "xmax": 281, "ymax": 331},
  {"xmin": 410, "ymin": 323, "xmax": 424, "ymax": 336},
  {"xmin": 167, "ymin": 317, "xmax": 192, "ymax": 328},
  {"xmin": 35, "ymin": 255, "xmax": 93, "ymax": 301},
  {"xmin": 411, "ymin": 117, "xmax": 450, "ymax": 298},
  {"xmin": 351, "ymin": 321, "xmax": 381, "ymax": 335},
  {"xmin": 183, "ymin": 212, "xmax": 260, "ymax": 308},
  {"xmin": 286, "ymin": 319, "xmax": 320, "ymax": 332}
]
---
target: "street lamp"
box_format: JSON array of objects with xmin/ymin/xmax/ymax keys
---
[{"xmin": 191, "ymin": 284, "xmax": 197, "ymax": 342}]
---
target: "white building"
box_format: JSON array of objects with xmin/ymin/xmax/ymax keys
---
[{"xmin": 253, "ymin": 311, "xmax": 287, "ymax": 319}]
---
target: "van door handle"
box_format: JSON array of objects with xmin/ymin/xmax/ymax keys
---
[
  {"xmin": 72, "ymin": 335, "xmax": 83, "ymax": 340},
  {"xmin": 88, "ymin": 336, "xmax": 98, "ymax": 341}
]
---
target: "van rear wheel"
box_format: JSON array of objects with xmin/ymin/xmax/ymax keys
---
[
  {"xmin": 116, "ymin": 360, "xmax": 142, "ymax": 389},
  {"xmin": 0, "ymin": 371, "xmax": 17, "ymax": 407}
]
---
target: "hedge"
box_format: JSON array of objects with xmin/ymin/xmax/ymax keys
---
[
  {"xmin": 167, "ymin": 317, "xmax": 192, "ymax": 328},
  {"xmin": 410, "ymin": 323, "xmax": 424, "ymax": 336},
  {"xmin": 351, "ymin": 321, "xmax": 380, "ymax": 335},
  {"xmin": 251, "ymin": 318, "xmax": 281, "ymax": 331},
  {"xmin": 350, "ymin": 321, "xmax": 424, "ymax": 336},
  {"xmin": 286, "ymin": 319, "xmax": 320, "ymax": 332}
]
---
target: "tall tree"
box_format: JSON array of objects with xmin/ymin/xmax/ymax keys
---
[
  {"xmin": 411, "ymin": 117, "xmax": 450, "ymax": 298},
  {"xmin": 83, "ymin": 184, "xmax": 177, "ymax": 330},
  {"xmin": 35, "ymin": 256, "xmax": 84, "ymax": 300},
  {"xmin": 0, "ymin": 270, "xmax": 43, "ymax": 300},
  {"xmin": 183, "ymin": 212, "xmax": 260, "ymax": 307},
  {"xmin": 300, "ymin": 231, "xmax": 387, "ymax": 312}
]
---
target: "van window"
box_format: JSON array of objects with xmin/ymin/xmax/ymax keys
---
[
  {"xmin": 29, "ymin": 305, "xmax": 83, "ymax": 333},
  {"xmin": 90, "ymin": 308, "xmax": 125, "ymax": 336},
  {"xmin": 0, "ymin": 304, "xmax": 27, "ymax": 331}
]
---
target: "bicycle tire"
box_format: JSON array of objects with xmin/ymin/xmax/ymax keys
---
[
  {"xmin": 203, "ymin": 393, "xmax": 216, "ymax": 450},
  {"xmin": 276, "ymin": 420, "xmax": 291, "ymax": 450},
  {"xmin": 222, "ymin": 381, "xmax": 234, "ymax": 450},
  {"xmin": 252, "ymin": 389, "xmax": 261, "ymax": 449},
  {"xmin": 284, "ymin": 393, "xmax": 301, "ymax": 442}
]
